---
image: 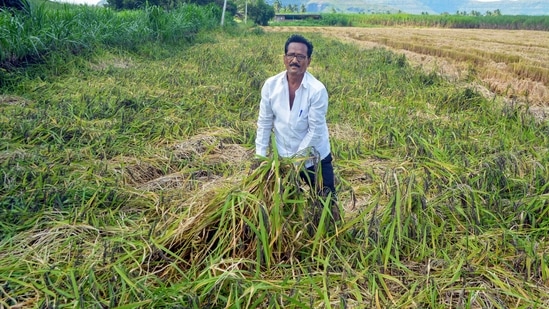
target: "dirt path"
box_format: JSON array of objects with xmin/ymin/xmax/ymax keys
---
[{"xmin": 264, "ymin": 26, "xmax": 549, "ymax": 115}]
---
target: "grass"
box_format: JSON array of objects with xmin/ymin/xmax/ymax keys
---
[
  {"xmin": 0, "ymin": 1, "xmax": 220, "ymax": 72},
  {"xmin": 1, "ymin": 7, "xmax": 549, "ymax": 308}
]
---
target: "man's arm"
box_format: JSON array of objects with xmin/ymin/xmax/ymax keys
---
[
  {"xmin": 297, "ymin": 87, "xmax": 329, "ymax": 152},
  {"xmin": 255, "ymin": 84, "xmax": 273, "ymax": 157}
]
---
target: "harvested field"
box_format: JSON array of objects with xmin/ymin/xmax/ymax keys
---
[{"xmin": 265, "ymin": 26, "xmax": 549, "ymax": 109}]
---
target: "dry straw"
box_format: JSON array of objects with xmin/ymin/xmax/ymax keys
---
[{"xmin": 149, "ymin": 143, "xmax": 343, "ymax": 279}]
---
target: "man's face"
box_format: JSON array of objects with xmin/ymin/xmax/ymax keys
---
[{"xmin": 284, "ymin": 42, "xmax": 311, "ymax": 76}]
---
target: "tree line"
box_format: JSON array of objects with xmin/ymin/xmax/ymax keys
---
[{"xmin": 1, "ymin": 0, "xmax": 275, "ymax": 26}]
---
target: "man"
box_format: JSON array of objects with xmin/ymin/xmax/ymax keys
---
[{"xmin": 255, "ymin": 34, "xmax": 336, "ymax": 203}]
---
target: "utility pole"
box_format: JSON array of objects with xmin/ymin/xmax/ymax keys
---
[
  {"xmin": 221, "ymin": 0, "xmax": 228, "ymax": 26},
  {"xmin": 245, "ymin": 0, "xmax": 248, "ymax": 24}
]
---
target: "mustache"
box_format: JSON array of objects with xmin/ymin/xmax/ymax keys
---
[{"xmin": 290, "ymin": 63, "xmax": 300, "ymax": 68}]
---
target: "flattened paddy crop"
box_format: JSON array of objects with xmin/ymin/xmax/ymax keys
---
[{"xmin": 1, "ymin": 30, "xmax": 549, "ymax": 308}]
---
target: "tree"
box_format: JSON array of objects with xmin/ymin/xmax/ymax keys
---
[
  {"xmin": 289, "ymin": 4, "xmax": 297, "ymax": 12},
  {"xmin": 247, "ymin": 0, "xmax": 274, "ymax": 26},
  {"xmin": 1, "ymin": 0, "xmax": 28, "ymax": 11},
  {"xmin": 189, "ymin": 0, "xmax": 237, "ymax": 15},
  {"xmin": 273, "ymin": 0, "xmax": 281, "ymax": 13},
  {"xmin": 107, "ymin": 0, "xmax": 236, "ymax": 11}
]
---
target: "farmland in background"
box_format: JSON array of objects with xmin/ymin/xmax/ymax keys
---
[
  {"xmin": 275, "ymin": 13, "xmax": 549, "ymax": 31},
  {"xmin": 266, "ymin": 26, "xmax": 549, "ymax": 111},
  {"xmin": 1, "ymin": 4, "xmax": 549, "ymax": 308}
]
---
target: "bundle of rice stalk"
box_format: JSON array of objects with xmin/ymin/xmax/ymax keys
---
[{"xmin": 151, "ymin": 150, "xmax": 336, "ymax": 278}]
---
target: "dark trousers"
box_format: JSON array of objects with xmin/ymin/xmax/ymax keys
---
[
  {"xmin": 300, "ymin": 153, "xmax": 340, "ymax": 224},
  {"xmin": 299, "ymin": 153, "xmax": 336, "ymax": 195}
]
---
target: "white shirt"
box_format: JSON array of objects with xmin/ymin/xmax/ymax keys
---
[{"xmin": 255, "ymin": 71, "xmax": 331, "ymax": 163}]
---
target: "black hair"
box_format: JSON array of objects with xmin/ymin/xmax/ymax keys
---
[{"xmin": 284, "ymin": 34, "xmax": 313, "ymax": 58}]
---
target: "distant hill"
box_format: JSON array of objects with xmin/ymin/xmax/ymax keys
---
[{"xmin": 272, "ymin": 0, "xmax": 549, "ymax": 15}]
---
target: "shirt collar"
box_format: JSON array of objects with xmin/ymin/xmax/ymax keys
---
[{"xmin": 282, "ymin": 71, "xmax": 310, "ymax": 89}]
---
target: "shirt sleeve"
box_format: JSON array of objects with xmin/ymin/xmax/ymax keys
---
[
  {"xmin": 255, "ymin": 83, "xmax": 273, "ymax": 157},
  {"xmin": 297, "ymin": 87, "xmax": 328, "ymax": 153}
]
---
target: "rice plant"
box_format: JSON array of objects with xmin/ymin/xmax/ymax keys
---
[{"xmin": 1, "ymin": 11, "xmax": 549, "ymax": 307}]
